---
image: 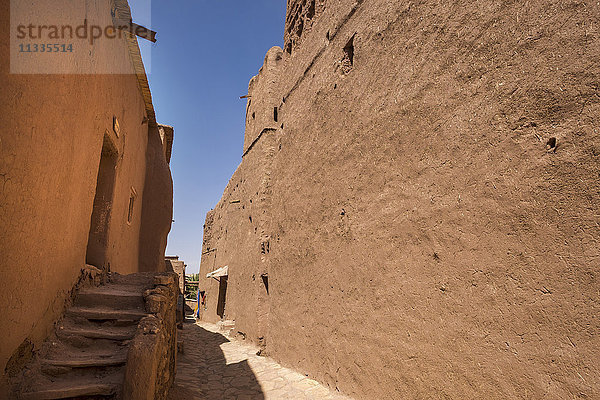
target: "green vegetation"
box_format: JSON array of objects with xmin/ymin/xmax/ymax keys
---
[{"xmin": 184, "ymin": 273, "xmax": 200, "ymax": 299}]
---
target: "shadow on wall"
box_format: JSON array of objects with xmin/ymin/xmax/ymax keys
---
[
  {"xmin": 168, "ymin": 323, "xmax": 265, "ymax": 399},
  {"xmin": 138, "ymin": 126, "xmax": 174, "ymax": 272}
]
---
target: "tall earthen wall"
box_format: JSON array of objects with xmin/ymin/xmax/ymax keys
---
[
  {"xmin": 200, "ymin": 0, "xmax": 600, "ymax": 398},
  {"xmin": 0, "ymin": 0, "xmax": 173, "ymax": 393}
]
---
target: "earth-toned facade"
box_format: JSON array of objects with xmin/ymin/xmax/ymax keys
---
[
  {"xmin": 200, "ymin": 0, "xmax": 600, "ymax": 398},
  {"xmin": 0, "ymin": 0, "xmax": 174, "ymax": 394}
]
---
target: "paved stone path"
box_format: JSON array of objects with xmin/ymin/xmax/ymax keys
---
[{"xmin": 168, "ymin": 321, "xmax": 351, "ymax": 400}]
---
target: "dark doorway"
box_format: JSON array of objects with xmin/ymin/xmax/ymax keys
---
[
  {"xmin": 261, "ymin": 274, "xmax": 269, "ymax": 294},
  {"xmin": 86, "ymin": 134, "xmax": 118, "ymax": 270},
  {"xmin": 216, "ymin": 276, "xmax": 228, "ymax": 319},
  {"xmin": 257, "ymin": 273, "xmax": 271, "ymax": 346}
]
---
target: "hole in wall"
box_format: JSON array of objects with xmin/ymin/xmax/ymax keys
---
[
  {"xmin": 296, "ymin": 19, "xmax": 304, "ymax": 38},
  {"xmin": 261, "ymin": 274, "xmax": 269, "ymax": 294},
  {"xmin": 342, "ymin": 34, "xmax": 356, "ymax": 74},
  {"xmin": 127, "ymin": 190, "xmax": 136, "ymax": 223},
  {"xmin": 307, "ymin": 0, "xmax": 316, "ymax": 20},
  {"xmin": 274, "ymin": 107, "xmax": 278, "ymax": 122},
  {"xmin": 261, "ymin": 241, "xmax": 270, "ymax": 254},
  {"xmin": 345, "ymin": 35, "xmax": 355, "ymax": 63}
]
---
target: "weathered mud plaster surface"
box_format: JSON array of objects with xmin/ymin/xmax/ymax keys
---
[
  {"xmin": 123, "ymin": 273, "xmax": 178, "ymax": 400},
  {"xmin": 138, "ymin": 125, "xmax": 175, "ymax": 273},
  {"xmin": 0, "ymin": 0, "xmax": 173, "ymax": 394},
  {"xmin": 200, "ymin": 0, "xmax": 600, "ymax": 399}
]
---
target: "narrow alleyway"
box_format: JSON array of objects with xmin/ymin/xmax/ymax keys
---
[{"xmin": 169, "ymin": 321, "xmax": 351, "ymax": 400}]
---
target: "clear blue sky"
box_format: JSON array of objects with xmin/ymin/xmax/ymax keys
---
[{"xmin": 129, "ymin": 1, "xmax": 288, "ymax": 273}]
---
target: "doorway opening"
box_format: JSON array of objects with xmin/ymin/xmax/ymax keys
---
[
  {"xmin": 216, "ymin": 276, "xmax": 228, "ymax": 319},
  {"xmin": 86, "ymin": 133, "xmax": 118, "ymax": 270},
  {"xmin": 257, "ymin": 272, "xmax": 271, "ymax": 347},
  {"xmin": 261, "ymin": 273, "xmax": 269, "ymax": 294}
]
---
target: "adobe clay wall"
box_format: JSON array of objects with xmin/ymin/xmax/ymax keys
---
[
  {"xmin": 0, "ymin": 0, "xmax": 173, "ymax": 394},
  {"xmin": 139, "ymin": 124, "xmax": 174, "ymax": 273},
  {"xmin": 200, "ymin": 0, "xmax": 600, "ymax": 398}
]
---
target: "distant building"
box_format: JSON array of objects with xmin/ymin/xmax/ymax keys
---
[
  {"xmin": 165, "ymin": 256, "xmax": 187, "ymax": 327},
  {"xmin": 165, "ymin": 255, "xmax": 186, "ymax": 295}
]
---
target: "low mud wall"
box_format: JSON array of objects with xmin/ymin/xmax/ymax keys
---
[{"xmin": 123, "ymin": 273, "xmax": 178, "ymax": 400}]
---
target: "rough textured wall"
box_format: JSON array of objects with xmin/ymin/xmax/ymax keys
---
[
  {"xmin": 165, "ymin": 258, "xmax": 186, "ymax": 294},
  {"xmin": 201, "ymin": 48, "xmax": 284, "ymax": 345},
  {"xmin": 204, "ymin": 0, "xmax": 600, "ymax": 399},
  {"xmin": 0, "ymin": 0, "xmax": 172, "ymax": 393},
  {"xmin": 138, "ymin": 124, "xmax": 174, "ymax": 273},
  {"xmin": 284, "ymin": 0, "xmax": 326, "ymax": 55},
  {"xmin": 123, "ymin": 273, "xmax": 178, "ymax": 400}
]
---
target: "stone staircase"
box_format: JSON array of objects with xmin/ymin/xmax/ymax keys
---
[{"xmin": 12, "ymin": 272, "xmax": 156, "ymax": 400}]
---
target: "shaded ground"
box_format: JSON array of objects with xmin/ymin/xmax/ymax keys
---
[{"xmin": 169, "ymin": 321, "xmax": 350, "ymax": 399}]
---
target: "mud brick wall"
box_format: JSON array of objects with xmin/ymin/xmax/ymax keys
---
[
  {"xmin": 0, "ymin": 0, "xmax": 173, "ymax": 393},
  {"xmin": 200, "ymin": 1, "xmax": 600, "ymax": 398},
  {"xmin": 123, "ymin": 273, "xmax": 178, "ymax": 400}
]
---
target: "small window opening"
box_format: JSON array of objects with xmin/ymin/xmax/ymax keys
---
[
  {"xmin": 273, "ymin": 107, "xmax": 278, "ymax": 122},
  {"xmin": 307, "ymin": 0, "xmax": 316, "ymax": 20},
  {"xmin": 261, "ymin": 240, "xmax": 270, "ymax": 254},
  {"xmin": 127, "ymin": 188, "xmax": 137, "ymax": 224},
  {"xmin": 342, "ymin": 34, "xmax": 355, "ymax": 74},
  {"xmin": 252, "ymin": 112, "xmax": 256, "ymax": 120},
  {"xmin": 261, "ymin": 274, "xmax": 269, "ymax": 294}
]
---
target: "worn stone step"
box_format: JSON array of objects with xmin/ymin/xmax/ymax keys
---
[
  {"xmin": 67, "ymin": 306, "xmax": 148, "ymax": 322},
  {"xmin": 58, "ymin": 325, "xmax": 136, "ymax": 341},
  {"xmin": 19, "ymin": 382, "xmax": 118, "ymax": 400},
  {"xmin": 41, "ymin": 354, "xmax": 127, "ymax": 368},
  {"xmin": 75, "ymin": 286, "xmax": 145, "ymax": 310},
  {"xmin": 108, "ymin": 271, "xmax": 156, "ymax": 287}
]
